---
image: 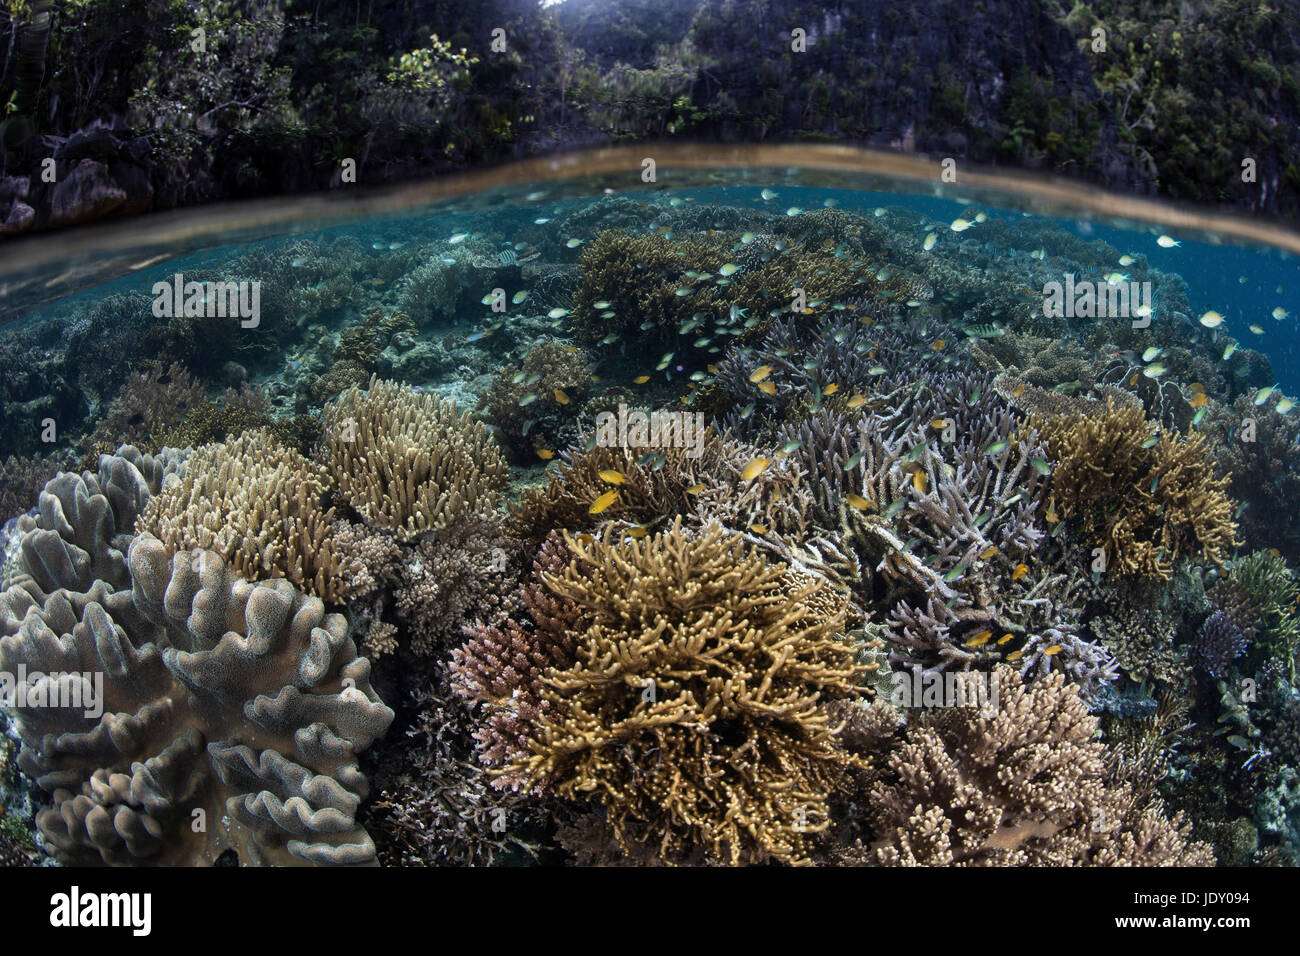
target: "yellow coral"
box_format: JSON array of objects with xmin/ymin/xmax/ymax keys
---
[
  {"xmin": 1037, "ymin": 398, "xmax": 1238, "ymax": 578},
  {"xmin": 510, "ymin": 518, "xmax": 863, "ymax": 865}
]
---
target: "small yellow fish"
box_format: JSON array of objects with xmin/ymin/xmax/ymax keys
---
[
  {"xmin": 979, "ymin": 546, "xmax": 998, "ymax": 560},
  {"xmin": 1012, "ymin": 384, "xmax": 1026, "ymax": 398},
  {"xmin": 749, "ymin": 523, "xmax": 768, "ymax": 534},
  {"xmin": 846, "ymin": 394, "xmax": 868, "ymax": 409},
  {"xmin": 912, "ymin": 470, "xmax": 927, "ymax": 494},
  {"xmin": 823, "ymin": 383, "xmax": 839, "ymax": 395},
  {"xmin": 553, "ymin": 388, "xmax": 571, "ymax": 404},
  {"xmin": 1128, "ymin": 372, "xmax": 1139, "ymax": 386},
  {"xmin": 536, "ymin": 449, "xmax": 555, "ymax": 460},
  {"xmin": 1043, "ymin": 645, "xmax": 1062, "ymax": 657},
  {"xmin": 742, "ymin": 458, "xmax": 771, "ymax": 481},
  {"xmin": 929, "ymin": 418, "xmax": 949, "ymax": 430},
  {"xmin": 589, "ymin": 490, "xmax": 619, "ymax": 514},
  {"xmin": 964, "ymin": 630, "xmax": 993, "ymax": 647},
  {"xmin": 598, "ymin": 470, "xmax": 627, "ymax": 485},
  {"xmin": 1188, "ymin": 391, "xmax": 1208, "ymax": 408},
  {"xmin": 931, "ymin": 339, "xmax": 946, "ymax": 351},
  {"xmin": 749, "ymin": 365, "xmax": 773, "ymax": 383},
  {"xmin": 1005, "ymin": 649, "xmax": 1024, "ymax": 662},
  {"xmin": 845, "ymin": 493, "xmax": 872, "ymax": 511},
  {"xmin": 1011, "ymin": 563, "xmax": 1028, "ymax": 581},
  {"xmin": 624, "ymin": 525, "xmax": 650, "ymax": 539},
  {"xmin": 576, "ymin": 533, "xmax": 594, "ymax": 546},
  {"xmin": 758, "ymin": 381, "xmax": 777, "ymax": 395},
  {"xmin": 685, "ymin": 484, "xmax": 705, "ymax": 495},
  {"xmin": 634, "ymin": 375, "xmax": 650, "ymax": 384},
  {"xmin": 997, "ymin": 633, "xmax": 1014, "ymax": 645}
]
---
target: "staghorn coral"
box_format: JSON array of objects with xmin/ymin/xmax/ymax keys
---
[
  {"xmin": 773, "ymin": 369, "xmax": 1115, "ymax": 702},
  {"xmin": 451, "ymin": 532, "xmax": 584, "ymax": 790},
  {"xmin": 509, "ymin": 519, "xmax": 864, "ymax": 865},
  {"xmin": 324, "ymin": 376, "xmax": 507, "ymax": 542},
  {"xmin": 1038, "ymin": 397, "xmax": 1238, "ymax": 579},
  {"xmin": 137, "ymin": 428, "xmax": 345, "ymax": 601},
  {"xmin": 0, "ymin": 451, "xmax": 393, "ymax": 865},
  {"xmin": 834, "ymin": 668, "xmax": 1214, "ymax": 866}
]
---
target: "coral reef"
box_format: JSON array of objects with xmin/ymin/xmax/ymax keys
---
[
  {"xmin": 137, "ymin": 428, "xmax": 345, "ymax": 601},
  {"xmin": 833, "ymin": 668, "xmax": 1215, "ymax": 866},
  {"xmin": 510, "ymin": 520, "xmax": 863, "ymax": 865},
  {"xmin": 1192, "ymin": 611, "xmax": 1250, "ymax": 679},
  {"xmin": 366, "ymin": 681, "xmax": 549, "ymax": 866},
  {"xmin": 325, "ymin": 376, "xmax": 507, "ymax": 542},
  {"xmin": 1037, "ymin": 398, "xmax": 1238, "ymax": 579},
  {"xmin": 0, "ymin": 450, "xmax": 393, "ymax": 865},
  {"xmin": 479, "ymin": 338, "xmax": 593, "ymax": 462},
  {"xmin": 79, "ymin": 360, "xmax": 204, "ymax": 466},
  {"xmin": 450, "ymin": 533, "xmax": 584, "ymax": 789}
]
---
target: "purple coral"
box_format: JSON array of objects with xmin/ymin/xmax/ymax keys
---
[{"xmin": 1193, "ymin": 610, "xmax": 1249, "ymax": 678}]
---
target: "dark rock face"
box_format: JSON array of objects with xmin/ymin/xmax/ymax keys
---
[{"xmin": 48, "ymin": 159, "xmax": 129, "ymax": 227}]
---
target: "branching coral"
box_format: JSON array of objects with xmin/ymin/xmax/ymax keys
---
[
  {"xmin": 324, "ymin": 376, "xmax": 507, "ymax": 541},
  {"xmin": 0, "ymin": 451, "xmax": 393, "ymax": 865},
  {"xmin": 1202, "ymin": 393, "xmax": 1300, "ymax": 560},
  {"xmin": 366, "ymin": 681, "xmax": 548, "ymax": 866},
  {"xmin": 772, "ymin": 369, "xmax": 1114, "ymax": 701},
  {"xmin": 313, "ymin": 308, "xmax": 418, "ymax": 403},
  {"xmin": 512, "ymin": 424, "xmax": 814, "ymax": 548},
  {"xmin": 137, "ymin": 428, "xmax": 345, "ymax": 601},
  {"xmin": 1038, "ymin": 397, "xmax": 1238, "ymax": 579},
  {"xmin": 450, "ymin": 533, "xmax": 584, "ymax": 789},
  {"xmin": 833, "ymin": 668, "xmax": 1214, "ymax": 866},
  {"xmin": 392, "ymin": 512, "xmax": 521, "ymax": 655},
  {"xmin": 508, "ymin": 519, "xmax": 864, "ymax": 865},
  {"xmin": 79, "ymin": 360, "xmax": 204, "ymax": 465},
  {"xmin": 572, "ymin": 228, "xmax": 876, "ymax": 352}
]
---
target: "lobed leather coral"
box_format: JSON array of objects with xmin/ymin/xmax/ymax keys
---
[
  {"xmin": 324, "ymin": 375, "xmax": 507, "ymax": 541},
  {"xmin": 835, "ymin": 667, "xmax": 1215, "ymax": 866},
  {"xmin": 0, "ymin": 449, "xmax": 394, "ymax": 865},
  {"xmin": 1038, "ymin": 397, "xmax": 1238, "ymax": 579},
  {"xmin": 137, "ymin": 428, "xmax": 346, "ymax": 601},
  {"xmin": 509, "ymin": 519, "xmax": 864, "ymax": 865}
]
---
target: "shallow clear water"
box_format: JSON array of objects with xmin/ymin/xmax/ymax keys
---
[{"xmin": 1, "ymin": 146, "xmax": 1298, "ymax": 868}]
